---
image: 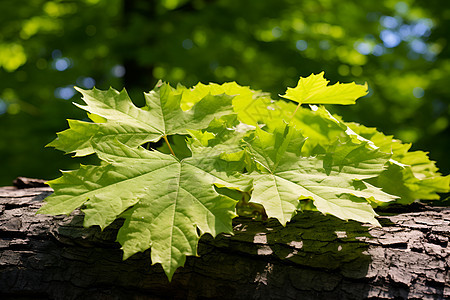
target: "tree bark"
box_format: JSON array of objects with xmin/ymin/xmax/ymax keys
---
[{"xmin": 0, "ymin": 183, "xmax": 449, "ymax": 300}]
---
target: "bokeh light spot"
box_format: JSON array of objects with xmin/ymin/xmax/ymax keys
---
[
  {"xmin": 52, "ymin": 49, "xmax": 62, "ymax": 59},
  {"xmin": 355, "ymin": 42, "xmax": 372, "ymax": 55},
  {"xmin": 412, "ymin": 20, "xmax": 431, "ymax": 37},
  {"xmin": 413, "ymin": 87, "xmax": 425, "ymax": 98},
  {"xmin": 338, "ymin": 65, "xmax": 350, "ymax": 76},
  {"xmin": 319, "ymin": 40, "xmax": 330, "ymax": 50},
  {"xmin": 410, "ymin": 39, "xmax": 427, "ymax": 54},
  {"xmin": 54, "ymin": 58, "xmax": 71, "ymax": 71},
  {"xmin": 380, "ymin": 16, "xmax": 400, "ymax": 29},
  {"xmin": 296, "ymin": 40, "xmax": 308, "ymax": 51},
  {"xmin": 82, "ymin": 77, "xmax": 96, "ymax": 88},
  {"xmin": 182, "ymin": 39, "xmax": 193, "ymax": 50},
  {"xmin": 272, "ymin": 26, "xmax": 283, "ymax": 38},
  {"xmin": 380, "ymin": 30, "xmax": 401, "ymax": 48},
  {"xmin": 55, "ymin": 86, "xmax": 76, "ymax": 100},
  {"xmin": 112, "ymin": 65, "xmax": 125, "ymax": 77},
  {"xmin": 395, "ymin": 2, "xmax": 409, "ymax": 14},
  {"xmin": 0, "ymin": 99, "xmax": 7, "ymax": 115},
  {"xmin": 372, "ymin": 44, "xmax": 385, "ymax": 56}
]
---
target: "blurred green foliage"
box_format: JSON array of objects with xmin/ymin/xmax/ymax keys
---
[{"xmin": 0, "ymin": 0, "xmax": 449, "ymax": 185}]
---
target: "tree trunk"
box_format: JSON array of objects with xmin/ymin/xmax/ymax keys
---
[{"xmin": 0, "ymin": 181, "xmax": 449, "ymax": 300}]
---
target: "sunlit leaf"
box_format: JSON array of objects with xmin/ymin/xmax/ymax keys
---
[
  {"xmin": 281, "ymin": 72, "xmax": 368, "ymax": 105},
  {"xmin": 243, "ymin": 123, "xmax": 395, "ymax": 226}
]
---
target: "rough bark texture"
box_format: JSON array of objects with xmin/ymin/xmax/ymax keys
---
[{"xmin": 0, "ymin": 183, "xmax": 449, "ymax": 300}]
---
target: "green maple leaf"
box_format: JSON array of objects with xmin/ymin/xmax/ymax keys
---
[
  {"xmin": 48, "ymin": 82, "xmax": 234, "ymax": 156},
  {"xmin": 281, "ymin": 72, "xmax": 368, "ymax": 105},
  {"xmin": 179, "ymin": 81, "xmax": 283, "ymax": 126},
  {"xmin": 346, "ymin": 122, "xmax": 450, "ymax": 204},
  {"xmin": 243, "ymin": 124, "xmax": 396, "ymax": 226},
  {"xmin": 282, "ymin": 105, "xmax": 449, "ymax": 203},
  {"xmin": 39, "ymin": 140, "xmax": 250, "ymax": 280},
  {"xmin": 286, "ymin": 106, "xmax": 449, "ymax": 204}
]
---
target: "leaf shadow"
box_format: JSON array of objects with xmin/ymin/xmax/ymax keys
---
[{"xmin": 196, "ymin": 211, "xmax": 373, "ymax": 299}]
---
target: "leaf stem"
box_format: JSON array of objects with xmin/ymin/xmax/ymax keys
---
[
  {"xmin": 288, "ymin": 102, "xmax": 302, "ymax": 124},
  {"xmin": 163, "ymin": 135, "xmax": 176, "ymax": 157}
]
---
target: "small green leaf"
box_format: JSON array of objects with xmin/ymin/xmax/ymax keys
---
[{"xmin": 281, "ymin": 72, "xmax": 368, "ymax": 105}]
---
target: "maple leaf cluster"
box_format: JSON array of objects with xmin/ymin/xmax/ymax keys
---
[{"xmin": 39, "ymin": 73, "xmax": 450, "ymax": 280}]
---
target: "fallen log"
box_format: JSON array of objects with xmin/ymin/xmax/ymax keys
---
[{"xmin": 0, "ymin": 181, "xmax": 449, "ymax": 299}]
